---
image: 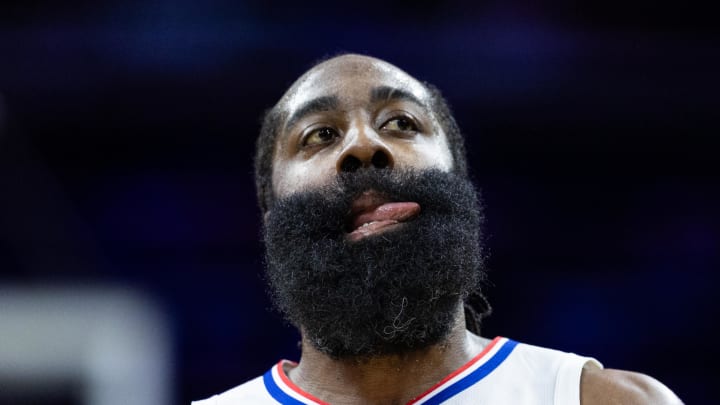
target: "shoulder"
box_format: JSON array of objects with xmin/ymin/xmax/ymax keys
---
[
  {"xmin": 192, "ymin": 375, "xmax": 267, "ymax": 405},
  {"xmin": 580, "ymin": 365, "xmax": 683, "ymax": 405}
]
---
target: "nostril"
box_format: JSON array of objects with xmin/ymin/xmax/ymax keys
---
[
  {"xmin": 371, "ymin": 151, "xmax": 390, "ymax": 169},
  {"xmin": 340, "ymin": 155, "xmax": 362, "ymax": 172}
]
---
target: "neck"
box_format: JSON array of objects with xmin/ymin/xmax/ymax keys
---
[{"xmin": 287, "ymin": 306, "xmax": 488, "ymax": 405}]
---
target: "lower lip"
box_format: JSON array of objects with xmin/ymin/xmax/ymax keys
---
[{"xmin": 347, "ymin": 220, "xmax": 402, "ymax": 242}]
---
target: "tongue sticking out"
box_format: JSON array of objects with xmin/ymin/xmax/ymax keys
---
[
  {"xmin": 348, "ymin": 197, "xmax": 421, "ymax": 241},
  {"xmin": 351, "ymin": 202, "xmax": 421, "ymax": 229}
]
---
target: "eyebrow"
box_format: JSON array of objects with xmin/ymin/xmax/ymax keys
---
[
  {"xmin": 283, "ymin": 86, "xmax": 426, "ymax": 132},
  {"xmin": 284, "ymin": 95, "xmax": 339, "ymax": 131},
  {"xmin": 370, "ymin": 86, "xmax": 426, "ymax": 108}
]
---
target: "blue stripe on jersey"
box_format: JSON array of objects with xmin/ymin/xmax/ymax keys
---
[
  {"xmin": 263, "ymin": 367, "xmax": 308, "ymax": 405},
  {"xmin": 421, "ymin": 339, "xmax": 518, "ymax": 404}
]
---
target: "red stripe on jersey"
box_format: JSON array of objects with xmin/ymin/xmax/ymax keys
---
[
  {"xmin": 407, "ymin": 336, "xmax": 503, "ymax": 404},
  {"xmin": 276, "ymin": 360, "xmax": 330, "ymax": 405}
]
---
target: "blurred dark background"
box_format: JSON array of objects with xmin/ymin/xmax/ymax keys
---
[{"xmin": 1, "ymin": 1, "xmax": 717, "ymax": 403}]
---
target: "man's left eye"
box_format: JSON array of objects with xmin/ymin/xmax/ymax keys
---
[{"xmin": 381, "ymin": 117, "xmax": 417, "ymax": 132}]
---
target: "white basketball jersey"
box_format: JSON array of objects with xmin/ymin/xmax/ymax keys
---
[{"xmin": 193, "ymin": 337, "xmax": 601, "ymax": 405}]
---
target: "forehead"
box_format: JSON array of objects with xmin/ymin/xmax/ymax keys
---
[{"xmin": 281, "ymin": 56, "xmax": 432, "ymax": 116}]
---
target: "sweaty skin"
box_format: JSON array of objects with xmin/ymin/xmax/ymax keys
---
[
  {"xmin": 271, "ymin": 55, "xmax": 454, "ymax": 200},
  {"xmin": 268, "ymin": 54, "xmax": 683, "ymax": 404}
]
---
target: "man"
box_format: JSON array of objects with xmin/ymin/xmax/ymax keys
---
[{"xmin": 195, "ymin": 54, "xmax": 681, "ymax": 404}]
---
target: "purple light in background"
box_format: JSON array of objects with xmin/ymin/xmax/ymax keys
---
[{"xmin": 89, "ymin": 172, "xmax": 258, "ymax": 246}]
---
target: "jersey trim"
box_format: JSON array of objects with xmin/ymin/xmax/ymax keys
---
[
  {"xmin": 263, "ymin": 337, "xmax": 517, "ymax": 405},
  {"xmin": 264, "ymin": 361, "xmax": 329, "ymax": 405},
  {"xmin": 409, "ymin": 337, "xmax": 517, "ymax": 404}
]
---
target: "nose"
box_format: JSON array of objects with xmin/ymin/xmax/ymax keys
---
[{"xmin": 336, "ymin": 124, "xmax": 394, "ymax": 173}]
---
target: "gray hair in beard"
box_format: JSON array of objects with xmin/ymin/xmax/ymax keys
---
[{"xmin": 262, "ymin": 168, "xmax": 489, "ymax": 358}]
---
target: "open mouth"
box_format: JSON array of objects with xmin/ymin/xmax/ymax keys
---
[{"xmin": 345, "ymin": 190, "xmax": 421, "ymax": 242}]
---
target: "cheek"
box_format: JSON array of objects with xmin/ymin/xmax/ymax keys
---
[
  {"xmin": 272, "ymin": 160, "xmax": 337, "ymax": 198},
  {"xmin": 401, "ymin": 138, "xmax": 454, "ymax": 172}
]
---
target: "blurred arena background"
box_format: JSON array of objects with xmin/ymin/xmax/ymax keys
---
[{"xmin": 0, "ymin": 1, "xmax": 717, "ymax": 403}]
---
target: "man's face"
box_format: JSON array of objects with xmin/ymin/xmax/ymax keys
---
[
  {"xmin": 261, "ymin": 55, "xmax": 485, "ymax": 358},
  {"xmin": 271, "ymin": 55, "xmax": 455, "ymax": 200}
]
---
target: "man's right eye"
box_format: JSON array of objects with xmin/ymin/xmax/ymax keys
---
[{"xmin": 302, "ymin": 127, "xmax": 339, "ymax": 147}]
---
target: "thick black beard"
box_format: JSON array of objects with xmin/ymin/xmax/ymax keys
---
[{"xmin": 263, "ymin": 169, "xmax": 485, "ymax": 358}]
